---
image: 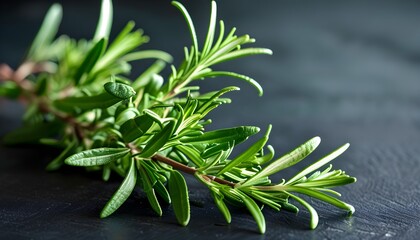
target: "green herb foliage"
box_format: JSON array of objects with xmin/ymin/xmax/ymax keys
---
[{"xmin": 0, "ymin": 0, "xmax": 356, "ymax": 234}]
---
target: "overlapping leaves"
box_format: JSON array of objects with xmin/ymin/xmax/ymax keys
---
[{"xmin": 0, "ymin": 0, "xmax": 356, "ymax": 235}]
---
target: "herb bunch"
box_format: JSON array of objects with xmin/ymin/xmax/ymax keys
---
[{"xmin": 0, "ymin": 0, "xmax": 356, "ymax": 234}]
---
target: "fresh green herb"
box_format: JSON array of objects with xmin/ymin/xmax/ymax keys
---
[{"xmin": 0, "ymin": 0, "xmax": 356, "ymax": 234}]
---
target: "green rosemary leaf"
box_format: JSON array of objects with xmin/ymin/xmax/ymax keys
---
[
  {"xmin": 321, "ymin": 164, "xmax": 333, "ymax": 175},
  {"xmin": 120, "ymin": 114, "xmax": 154, "ymax": 142},
  {"xmin": 209, "ymin": 48, "xmax": 273, "ymax": 66},
  {"xmin": 225, "ymin": 25, "xmax": 238, "ymax": 40},
  {"xmin": 0, "ymin": 81, "xmax": 21, "ymax": 99},
  {"xmin": 146, "ymin": 188, "xmax": 163, "ymax": 216},
  {"xmin": 202, "ymin": 1, "xmax": 217, "ymax": 57},
  {"xmin": 213, "ymin": 20, "xmax": 225, "ymax": 50},
  {"xmin": 253, "ymin": 145, "xmax": 275, "ymax": 165},
  {"xmin": 176, "ymin": 145, "xmax": 205, "ymax": 167},
  {"xmin": 102, "ymin": 164, "xmax": 111, "ymax": 181},
  {"xmin": 93, "ymin": 0, "xmax": 113, "ymax": 41},
  {"xmin": 92, "ymin": 30, "xmax": 148, "ymax": 76},
  {"xmin": 176, "ymin": 114, "xmax": 202, "ymax": 135},
  {"xmin": 288, "ymin": 193, "xmax": 319, "ymax": 229},
  {"xmin": 279, "ymin": 201, "xmax": 299, "ymax": 214},
  {"xmin": 312, "ymin": 188, "xmax": 342, "ymax": 197},
  {"xmin": 168, "ymin": 170, "xmax": 190, "ymax": 226},
  {"xmin": 2, "ymin": 121, "xmax": 62, "ymax": 145},
  {"xmin": 173, "ymin": 104, "xmax": 185, "ymax": 132},
  {"xmin": 46, "ymin": 140, "xmax": 77, "ymax": 171},
  {"xmin": 54, "ymin": 92, "xmax": 122, "ymax": 112},
  {"xmin": 286, "ymin": 143, "xmax": 350, "ymax": 185},
  {"xmin": 100, "ymin": 158, "xmax": 136, "ymax": 218},
  {"xmin": 138, "ymin": 161, "xmax": 162, "ymax": 216},
  {"xmin": 307, "ymin": 170, "xmax": 321, "ymax": 180},
  {"xmin": 210, "ymin": 188, "xmax": 231, "ymax": 224},
  {"xmin": 180, "ymin": 126, "xmax": 260, "ymax": 145},
  {"xmin": 197, "ymin": 102, "xmax": 226, "ymax": 118},
  {"xmin": 154, "ymin": 180, "xmax": 171, "ymax": 204},
  {"xmin": 223, "ymin": 172, "xmax": 246, "ymax": 183},
  {"xmin": 242, "ymin": 136, "xmax": 321, "ymax": 187},
  {"xmin": 217, "ymin": 125, "xmax": 271, "ymax": 176},
  {"xmin": 315, "ymin": 168, "xmax": 343, "ymax": 180},
  {"xmin": 22, "ymin": 102, "xmax": 39, "ymax": 123},
  {"xmin": 104, "ymin": 82, "xmax": 136, "ymax": 99},
  {"xmin": 38, "ymin": 138, "xmax": 63, "ymax": 147},
  {"xmin": 205, "ymin": 35, "xmax": 250, "ymax": 63},
  {"xmin": 172, "ymin": 1, "xmax": 198, "ymax": 63},
  {"xmin": 110, "ymin": 21, "xmax": 135, "ymax": 47},
  {"xmin": 177, "ymin": 127, "xmax": 204, "ymax": 139},
  {"xmin": 201, "ymin": 142, "xmax": 231, "ymax": 159},
  {"xmin": 286, "ymin": 186, "xmax": 355, "ymax": 214},
  {"xmin": 115, "ymin": 107, "xmax": 140, "ymax": 126},
  {"xmin": 200, "ymin": 150, "xmax": 226, "ymax": 172},
  {"xmin": 143, "ymin": 109, "xmax": 176, "ymax": 127},
  {"xmin": 235, "ymin": 189, "xmax": 266, "ymax": 234},
  {"xmin": 65, "ymin": 147, "xmax": 130, "ymax": 166},
  {"xmin": 220, "ymin": 188, "xmax": 243, "ymax": 207},
  {"xmin": 138, "ymin": 161, "xmax": 158, "ymax": 192},
  {"xmin": 35, "ymin": 75, "xmax": 48, "ymax": 95},
  {"xmin": 74, "ymin": 38, "xmax": 108, "ymax": 84},
  {"xmin": 319, "ymin": 169, "xmax": 340, "ymax": 180},
  {"xmin": 122, "ymin": 50, "xmax": 173, "ymax": 63},
  {"xmin": 137, "ymin": 121, "xmax": 176, "ymax": 158},
  {"xmin": 196, "ymin": 86, "xmax": 239, "ymax": 114},
  {"xmin": 295, "ymin": 177, "xmax": 357, "ymax": 188},
  {"xmin": 27, "ymin": 3, "xmax": 62, "ymax": 60},
  {"xmin": 200, "ymin": 71, "xmax": 263, "ymax": 96},
  {"xmin": 246, "ymin": 190, "xmax": 281, "ymax": 211},
  {"xmin": 182, "ymin": 98, "xmax": 198, "ymax": 117}
]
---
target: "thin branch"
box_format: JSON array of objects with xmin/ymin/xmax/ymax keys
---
[
  {"xmin": 151, "ymin": 153, "xmax": 236, "ymax": 187},
  {"xmin": 0, "ymin": 64, "xmax": 13, "ymax": 82},
  {"xmin": 152, "ymin": 154, "xmax": 197, "ymax": 175}
]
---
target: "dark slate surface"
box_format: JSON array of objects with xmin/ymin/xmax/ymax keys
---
[{"xmin": 1, "ymin": 0, "xmax": 420, "ymax": 239}]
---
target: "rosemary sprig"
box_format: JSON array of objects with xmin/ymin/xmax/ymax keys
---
[{"xmin": 0, "ymin": 0, "xmax": 356, "ymax": 234}]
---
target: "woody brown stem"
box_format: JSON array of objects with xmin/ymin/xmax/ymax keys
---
[{"xmin": 151, "ymin": 153, "xmax": 236, "ymax": 187}]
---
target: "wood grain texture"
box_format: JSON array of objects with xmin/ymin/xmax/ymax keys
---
[{"xmin": 1, "ymin": 0, "xmax": 420, "ymax": 239}]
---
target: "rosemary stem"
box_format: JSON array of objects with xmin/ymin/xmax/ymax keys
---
[
  {"xmin": 152, "ymin": 154, "xmax": 196, "ymax": 174},
  {"xmin": 151, "ymin": 154, "xmax": 236, "ymax": 187}
]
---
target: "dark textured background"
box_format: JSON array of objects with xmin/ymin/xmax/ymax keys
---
[{"xmin": 1, "ymin": 0, "xmax": 420, "ymax": 239}]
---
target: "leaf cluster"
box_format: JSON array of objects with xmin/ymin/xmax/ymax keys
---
[{"xmin": 0, "ymin": 0, "xmax": 356, "ymax": 234}]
